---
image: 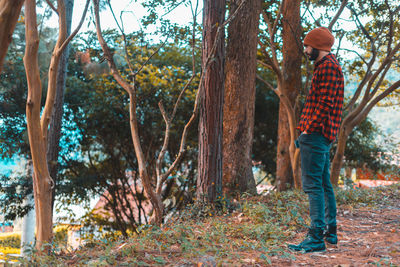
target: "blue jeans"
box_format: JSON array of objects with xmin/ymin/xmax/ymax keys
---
[{"xmin": 297, "ymin": 132, "xmax": 337, "ymax": 229}]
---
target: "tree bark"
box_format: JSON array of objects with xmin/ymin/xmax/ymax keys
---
[
  {"xmin": 331, "ymin": 123, "xmax": 351, "ymax": 185},
  {"xmin": 223, "ymin": 0, "xmax": 260, "ymax": 197},
  {"xmin": 24, "ymin": 0, "xmax": 55, "ymax": 251},
  {"xmin": 196, "ymin": 0, "xmax": 225, "ymax": 203},
  {"xmin": 24, "ymin": 0, "xmax": 88, "ymax": 251},
  {"xmin": 276, "ymin": 106, "xmax": 293, "ymax": 190},
  {"xmin": 275, "ymin": 0, "xmax": 302, "ymax": 191},
  {"xmin": 47, "ymin": 0, "xmax": 74, "ymax": 210},
  {"xmin": 0, "ymin": 0, "xmax": 24, "ymax": 73}
]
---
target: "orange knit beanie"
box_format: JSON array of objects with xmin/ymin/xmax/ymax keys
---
[{"xmin": 304, "ymin": 27, "xmax": 335, "ymax": 52}]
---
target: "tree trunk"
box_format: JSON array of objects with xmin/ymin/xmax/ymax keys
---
[
  {"xmin": 24, "ymin": 0, "xmax": 55, "ymax": 251},
  {"xmin": 0, "ymin": 0, "xmax": 24, "ymax": 73},
  {"xmin": 276, "ymin": 106, "xmax": 293, "ymax": 191},
  {"xmin": 128, "ymin": 92, "xmax": 164, "ymax": 225},
  {"xmin": 331, "ymin": 124, "xmax": 351, "ymax": 185},
  {"xmin": 222, "ymin": 0, "xmax": 260, "ymax": 197},
  {"xmin": 47, "ymin": 0, "xmax": 74, "ymax": 209},
  {"xmin": 275, "ymin": 0, "xmax": 302, "ymax": 191},
  {"xmin": 24, "ymin": 0, "xmax": 84, "ymax": 251},
  {"xmin": 196, "ymin": 0, "xmax": 225, "ymax": 203}
]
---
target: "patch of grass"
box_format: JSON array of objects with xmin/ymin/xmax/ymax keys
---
[
  {"xmin": 335, "ymin": 183, "xmax": 400, "ymax": 207},
  {"xmin": 21, "ymin": 183, "xmax": 399, "ymax": 266}
]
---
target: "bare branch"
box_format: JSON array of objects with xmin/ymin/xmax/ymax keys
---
[
  {"xmin": 256, "ymin": 74, "xmax": 276, "ymax": 92},
  {"xmin": 347, "ymin": 5, "xmax": 374, "ymax": 47},
  {"xmin": 345, "ymin": 42, "xmax": 400, "ymax": 120},
  {"xmin": 344, "ymin": 63, "xmax": 374, "ymax": 112},
  {"xmin": 258, "ymin": 38, "xmax": 282, "ymax": 82},
  {"xmin": 261, "ymin": 9, "xmax": 282, "ymax": 81},
  {"xmin": 339, "ymin": 48, "xmax": 368, "ymax": 65},
  {"xmin": 307, "ymin": 8, "xmax": 321, "ymax": 27},
  {"xmin": 365, "ymin": 42, "xmax": 400, "ymax": 99},
  {"xmin": 328, "ymin": 0, "xmax": 348, "ymax": 30},
  {"xmin": 257, "ymin": 58, "xmax": 274, "ymax": 71},
  {"xmin": 368, "ymin": 61, "xmax": 392, "ymax": 100},
  {"xmin": 155, "ymin": 0, "xmax": 200, "ymax": 194},
  {"xmin": 107, "ymin": 0, "xmax": 124, "ymax": 33},
  {"xmin": 134, "ymin": 36, "xmax": 170, "ymax": 76},
  {"xmin": 93, "ymin": 0, "xmax": 133, "ymax": 94},
  {"xmin": 59, "ymin": 0, "xmax": 90, "ymax": 53},
  {"xmin": 45, "ymin": 0, "xmax": 58, "ymax": 14},
  {"xmin": 106, "ymin": 1, "xmax": 137, "ymax": 75},
  {"xmin": 262, "ymin": 9, "xmax": 274, "ymax": 38},
  {"xmin": 41, "ymin": 0, "xmax": 69, "ymax": 138},
  {"xmin": 160, "ymin": 0, "xmax": 187, "ymax": 18},
  {"xmin": 155, "ymin": 101, "xmax": 170, "ymax": 194},
  {"xmin": 352, "ymin": 80, "xmax": 400, "ymax": 127},
  {"xmin": 272, "ymin": 0, "xmax": 285, "ymax": 42},
  {"xmin": 301, "ymin": 0, "xmax": 311, "ymax": 20}
]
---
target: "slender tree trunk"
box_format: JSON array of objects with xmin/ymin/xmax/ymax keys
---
[
  {"xmin": 0, "ymin": 0, "xmax": 24, "ymax": 73},
  {"xmin": 331, "ymin": 124, "xmax": 351, "ymax": 185},
  {"xmin": 275, "ymin": 0, "xmax": 302, "ymax": 191},
  {"xmin": 223, "ymin": 0, "xmax": 260, "ymax": 197},
  {"xmin": 276, "ymin": 107, "xmax": 293, "ymax": 190},
  {"xmin": 24, "ymin": 0, "xmax": 88, "ymax": 251},
  {"xmin": 128, "ymin": 93, "xmax": 163, "ymax": 225},
  {"xmin": 24, "ymin": 0, "xmax": 55, "ymax": 251},
  {"xmin": 196, "ymin": 0, "xmax": 225, "ymax": 203},
  {"xmin": 47, "ymin": 0, "xmax": 74, "ymax": 209},
  {"xmin": 92, "ymin": 0, "xmax": 164, "ymax": 225}
]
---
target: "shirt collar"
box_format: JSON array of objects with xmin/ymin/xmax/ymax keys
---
[{"xmin": 314, "ymin": 52, "xmax": 332, "ymax": 69}]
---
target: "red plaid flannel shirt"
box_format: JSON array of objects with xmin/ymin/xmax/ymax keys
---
[{"xmin": 298, "ymin": 53, "xmax": 344, "ymax": 142}]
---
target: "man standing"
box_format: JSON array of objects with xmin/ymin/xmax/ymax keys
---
[{"xmin": 288, "ymin": 27, "xmax": 344, "ymax": 253}]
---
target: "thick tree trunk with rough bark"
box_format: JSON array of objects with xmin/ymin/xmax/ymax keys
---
[
  {"xmin": 0, "ymin": 0, "xmax": 24, "ymax": 73},
  {"xmin": 47, "ymin": 0, "xmax": 74, "ymax": 209},
  {"xmin": 275, "ymin": 0, "xmax": 302, "ymax": 191},
  {"xmin": 196, "ymin": 0, "xmax": 225, "ymax": 203},
  {"xmin": 223, "ymin": 0, "xmax": 260, "ymax": 197}
]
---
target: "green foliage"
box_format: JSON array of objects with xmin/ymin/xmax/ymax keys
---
[
  {"xmin": 0, "ymin": 25, "xmax": 29, "ymax": 158},
  {"xmin": 0, "ymin": 171, "xmax": 33, "ymax": 221},
  {"xmin": 336, "ymin": 182, "xmax": 400, "ymax": 207},
  {"xmin": 253, "ymin": 76, "xmax": 280, "ymax": 178},
  {"xmin": 335, "ymin": 187, "xmax": 379, "ymax": 206},
  {"xmin": 0, "ymin": 232, "xmax": 21, "ymax": 249},
  {"xmin": 53, "ymin": 225, "xmax": 69, "ymax": 249},
  {"xmin": 340, "ymin": 116, "xmax": 384, "ymax": 171}
]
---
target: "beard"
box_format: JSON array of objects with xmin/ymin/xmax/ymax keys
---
[{"xmin": 307, "ymin": 48, "xmax": 319, "ymax": 61}]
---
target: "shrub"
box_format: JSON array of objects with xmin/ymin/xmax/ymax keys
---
[
  {"xmin": 0, "ymin": 232, "xmax": 21, "ymax": 249},
  {"xmin": 53, "ymin": 225, "xmax": 68, "ymax": 247}
]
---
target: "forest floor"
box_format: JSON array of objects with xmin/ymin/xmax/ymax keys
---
[
  {"xmin": 24, "ymin": 183, "xmax": 400, "ymax": 267},
  {"xmin": 273, "ymin": 189, "xmax": 400, "ymax": 266}
]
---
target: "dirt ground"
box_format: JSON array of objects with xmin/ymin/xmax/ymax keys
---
[{"xmin": 271, "ymin": 199, "xmax": 400, "ymax": 266}]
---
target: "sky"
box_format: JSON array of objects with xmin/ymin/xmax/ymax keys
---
[{"xmin": 70, "ymin": 0, "xmax": 201, "ymax": 35}]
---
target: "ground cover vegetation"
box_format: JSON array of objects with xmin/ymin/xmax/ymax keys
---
[{"xmin": 12, "ymin": 183, "xmax": 399, "ymax": 266}]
